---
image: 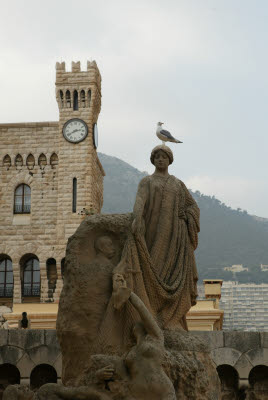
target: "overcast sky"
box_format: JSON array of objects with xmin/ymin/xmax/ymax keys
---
[{"xmin": 0, "ymin": 0, "xmax": 267, "ymax": 217}]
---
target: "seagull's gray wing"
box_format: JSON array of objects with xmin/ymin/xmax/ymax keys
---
[{"xmin": 160, "ymin": 129, "xmax": 176, "ymax": 140}]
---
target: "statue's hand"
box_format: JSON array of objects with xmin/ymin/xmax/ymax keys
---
[
  {"xmin": 113, "ymin": 273, "xmax": 127, "ymax": 290},
  {"xmin": 96, "ymin": 365, "xmax": 114, "ymax": 381}
]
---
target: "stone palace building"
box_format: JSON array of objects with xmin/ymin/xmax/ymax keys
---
[{"xmin": 0, "ymin": 61, "xmax": 104, "ymax": 314}]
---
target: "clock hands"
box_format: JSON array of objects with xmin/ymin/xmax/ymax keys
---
[{"xmin": 67, "ymin": 129, "xmax": 84, "ymax": 137}]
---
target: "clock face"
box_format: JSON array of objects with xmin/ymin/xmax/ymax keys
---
[
  {"xmin": 63, "ymin": 119, "xmax": 88, "ymax": 143},
  {"xmin": 93, "ymin": 123, "xmax": 98, "ymax": 149}
]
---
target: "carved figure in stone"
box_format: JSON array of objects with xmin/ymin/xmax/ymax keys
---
[
  {"xmin": 122, "ymin": 288, "xmax": 176, "ymax": 399},
  {"xmin": 84, "ymin": 276, "xmax": 176, "ymax": 400},
  {"xmin": 96, "ymin": 146, "xmax": 200, "ymax": 354},
  {"xmin": 130, "ymin": 145, "xmax": 200, "ymax": 330},
  {"xmin": 57, "ymin": 235, "xmax": 118, "ymax": 385},
  {"xmin": 55, "ymin": 145, "xmax": 215, "ymax": 398},
  {"xmin": 33, "ymin": 383, "xmax": 111, "ymax": 400}
]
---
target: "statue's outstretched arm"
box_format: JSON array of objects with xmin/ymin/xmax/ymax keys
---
[{"xmin": 129, "ymin": 292, "xmax": 163, "ymax": 342}]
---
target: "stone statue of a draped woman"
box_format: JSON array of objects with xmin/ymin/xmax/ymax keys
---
[{"xmin": 130, "ymin": 144, "xmax": 200, "ymax": 331}]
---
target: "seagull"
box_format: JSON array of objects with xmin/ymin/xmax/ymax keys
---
[{"xmin": 156, "ymin": 122, "xmax": 183, "ymax": 145}]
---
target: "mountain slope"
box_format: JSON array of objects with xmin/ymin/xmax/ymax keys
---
[
  {"xmin": 98, "ymin": 153, "xmax": 268, "ymax": 283},
  {"xmin": 99, "ymin": 152, "xmax": 147, "ymax": 213}
]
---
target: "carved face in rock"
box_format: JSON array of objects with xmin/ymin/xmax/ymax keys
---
[
  {"xmin": 153, "ymin": 150, "xmax": 170, "ymax": 171},
  {"xmin": 95, "ymin": 236, "xmax": 115, "ymax": 259}
]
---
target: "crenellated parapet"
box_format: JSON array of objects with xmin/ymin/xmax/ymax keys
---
[
  {"xmin": 56, "ymin": 61, "xmax": 66, "ymax": 72},
  {"xmin": 55, "ymin": 60, "xmax": 101, "ymax": 113}
]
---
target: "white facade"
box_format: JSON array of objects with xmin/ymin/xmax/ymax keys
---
[{"xmin": 220, "ymin": 281, "xmax": 268, "ymax": 331}]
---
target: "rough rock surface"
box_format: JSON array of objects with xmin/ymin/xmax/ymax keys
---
[
  {"xmin": 163, "ymin": 330, "xmax": 220, "ymax": 400},
  {"xmin": 56, "ymin": 213, "xmax": 132, "ymax": 385},
  {"xmin": 2, "ymin": 384, "xmax": 34, "ymax": 399}
]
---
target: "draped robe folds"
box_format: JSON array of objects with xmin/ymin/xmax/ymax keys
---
[
  {"xmin": 129, "ymin": 174, "xmax": 200, "ymax": 330},
  {"xmin": 98, "ymin": 174, "xmax": 200, "ymax": 354}
]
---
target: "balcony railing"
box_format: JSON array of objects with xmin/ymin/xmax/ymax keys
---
[
  {"xmin": 22, "ymin": 287, "xmax": 40, "ymax": 297},
  {"xmin": 0, "ymin": 286, "xmax": 13, "ymax": 297}
]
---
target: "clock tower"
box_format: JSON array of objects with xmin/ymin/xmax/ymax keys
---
[{"xmin": 55, "ymin": 61, "xmax": 104, "ymax": 243}]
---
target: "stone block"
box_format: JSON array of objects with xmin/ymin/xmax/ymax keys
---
[
  {"xmin": 246, "ymin": 348, "xmax": 268, "ymax": 367},
  {"xmin": 234, "ymin": 354, "xmax": 253, "ymax": 379},
  {"xmin": 0, "ymin": 345, "xmax": 24, "ymax": 365},
  {"xmin": 0, "ymin": 330, "xmax": 8, "ymax": 346},
  {"xmin": 260, "ymin": 332, "xmax": 268, "ymax": 348},
  {"xmin": 53, "ymin": 353, "xmax": 62, "ymax": 376},
  {"xmin": 190, "ymin": 331, "xmax": 224, "ymax": 350},
  {"xmin": 28, "ymin": 344, "xmax": 60, "ymax": 365},
  {"xmin": 210, "ymin": 347, "xmax": 242, "ymax": 367},
  {"xmin": 9, "ymin": 329, "xmax": 44, "ymax": 349},
  {"xmin": 0, "ymin": 306, "xmax": 11, "ymax": 313},
  {"xmin": 44, "ymin": 329, "xmax": 60, "ymax": 349},
  {"xmin": 16, "ymin": 352, "xmax": 35, "ymax": 377},
  {"xmin": 224, "ymin": 331, "xmax": 260, "ymax": 353}
]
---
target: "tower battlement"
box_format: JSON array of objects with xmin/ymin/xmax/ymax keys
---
[
  {"xmin": 56, "ymin": 62, "xmax": 66, "ymax": 72},
  {"xmin": 55, "ymin": 60, "xmax": 100, "ymax": 75},
  {"xmin": 55, "ymin": 60, "xmax": 102, "ymax": 114}
]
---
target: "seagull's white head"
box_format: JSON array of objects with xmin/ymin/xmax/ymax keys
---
[{"xmin": 157, "ymin": 122, "xmax": 164, "ymax": 126}]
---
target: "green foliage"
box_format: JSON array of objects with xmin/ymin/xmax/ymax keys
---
[{"xmin": 99, "ymin": 153, "xmax": 268, "ymax": 284}]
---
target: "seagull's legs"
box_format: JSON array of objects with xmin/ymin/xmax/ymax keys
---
[{"xmin": 162, "ymin": 141, "xmax": 166, "ymax": 146}]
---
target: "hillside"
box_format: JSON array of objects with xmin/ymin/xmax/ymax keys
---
[
  {"xmin": 98, "ymin": 153, "xmax": 268, "ymax": 283},
  {"xmin": 99, "ymin": 153, "xmax": 147, "ymax": 213}
]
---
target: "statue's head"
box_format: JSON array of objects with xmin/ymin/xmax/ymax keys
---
[
  {"xmin": 150, "ymin": 145, "xmax": 173, "ymax": 167},
  {"xmin": 94, "ymin": 236, "xmax": 115, "ymax": 259}
]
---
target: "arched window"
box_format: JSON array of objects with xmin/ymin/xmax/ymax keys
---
[
  {"xmin": 50, "ymin": 153, "xmax": 58, "ymax": 169},
  {"xmin": 59, "ymin": 90, "xmax": 64, "ymax": 108},
  {"xmin": 38, "ymin": 153, "xmax": 47, "ymax": 169},
  {"xmin": 80, "ymin": 90, "xmax": 86, "ymax": 108},
  {"xmin": 3, "ymin": 155, "xmax": 11, "ymax": 169},
  {"xmin": 14, "ymin": 184, "xmax": 31, "ymax": 214},
  {"xmin": 15, "ymin": 154, "xmax": 23, "ymax": 168},
  {"xmin": 26, "ymin": 154, "xmax": 35, "ymax": 170},
  {"xmin": 87, "ymin": 89, "xmax": 91, "ymax": 107},
  {"xmin": 66, "ymin": 90, "xmax": 71, "ymax": 108},
  {"xmin": 46, "ymin": 258, "xmax": 57, "ymax": 298},
  {"xmin": 73, "ymin": 90, "xmax": 78, "ymax": 110},
  {"xmin": 72, "ymin": 178, "xmax": 77, "ymax": 213},
  {"xmin": 0, "ymin": 257, "xmax": 13, "ymax": 298},
  {"xmin": 30, "ymin": 364, "xmax": 57, "ymax": 390},
  {"xmin": 22, "ymin": 257, "xmax": 40, "ymax": 297}
]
